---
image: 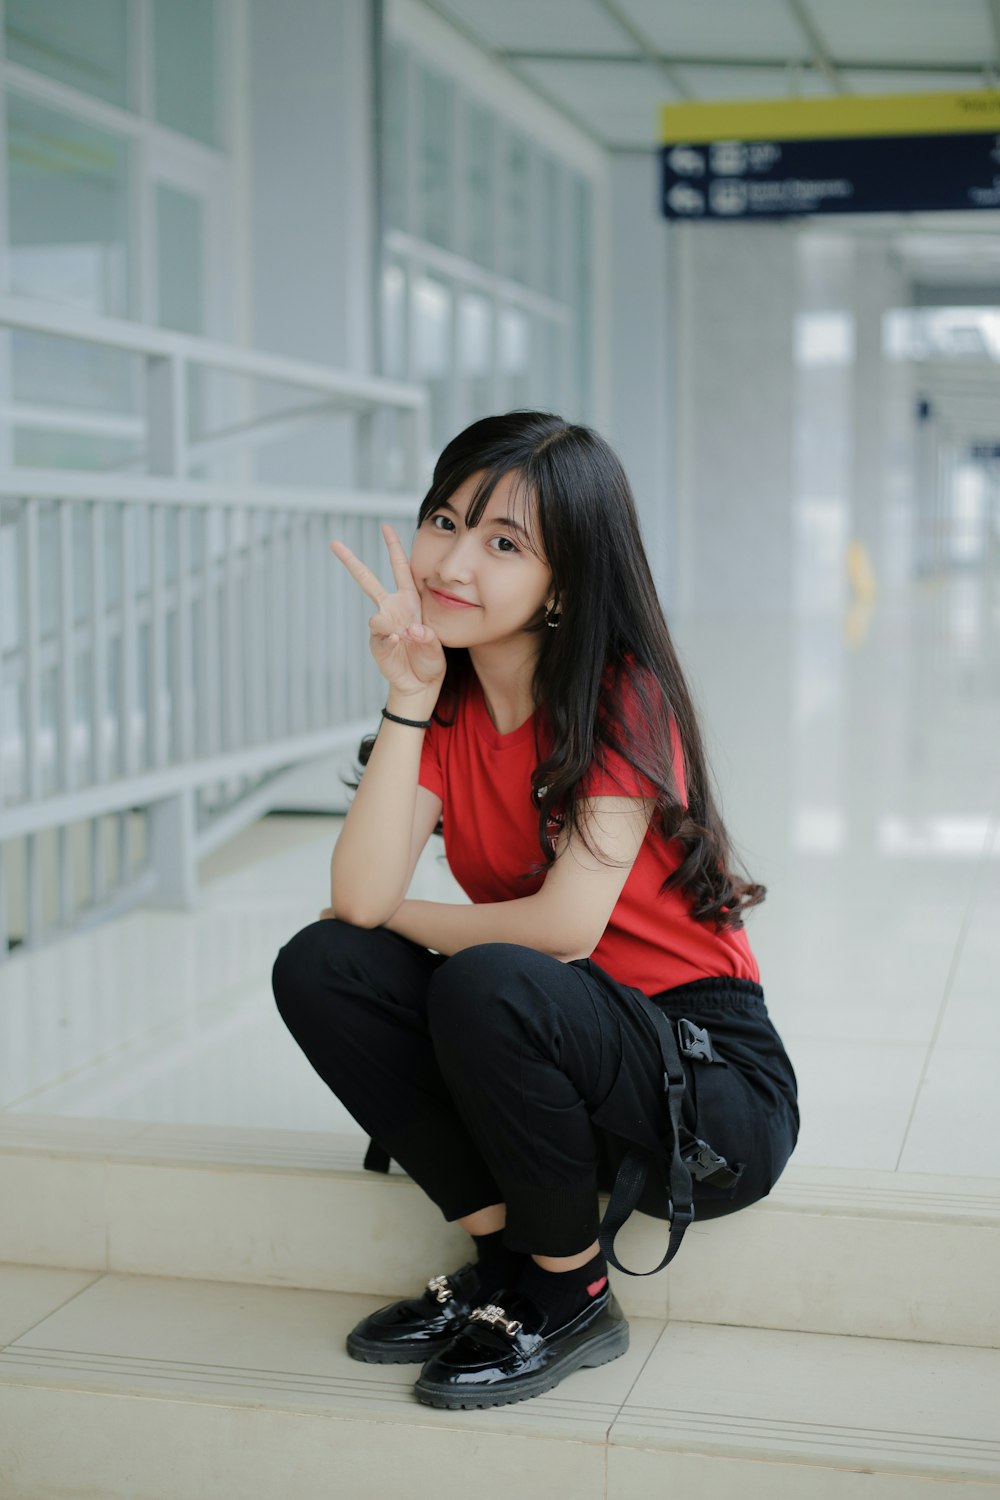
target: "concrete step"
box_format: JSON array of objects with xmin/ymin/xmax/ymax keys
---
[
  {"xmin": 1, "ymin": 1263, "xmax": 997, "ymax": 1498},
  {"xmin": 2, "ymin": 1114, "xmax": 998, "ymax": 1346}
]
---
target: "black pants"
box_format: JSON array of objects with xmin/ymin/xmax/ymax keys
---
[{"xmin": 271, "ymin": 919, "xmax": 799, "ymax": 1258}]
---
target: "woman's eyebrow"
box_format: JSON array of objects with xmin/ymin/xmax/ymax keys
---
[{"xmin": 436, "ymin": 497, "xmax": 531, "ymax": 541}]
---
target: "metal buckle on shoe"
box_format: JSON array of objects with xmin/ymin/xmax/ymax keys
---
[
  {"xmin": 426, "ymin": 1274, "xmax": 454, "ymax": 1304},
  {"xmin": 470, "ymin": 1303, "xmax": 522, "ymax": 1337}
]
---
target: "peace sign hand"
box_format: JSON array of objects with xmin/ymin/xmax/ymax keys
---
[{"xmin": 329, "ymin": 522, "xmax": 447, "ymax": 699}]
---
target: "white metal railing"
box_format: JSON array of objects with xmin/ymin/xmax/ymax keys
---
[{"xmin": 0, "ymin": 297, "xmax": 430, "ymax": 960}]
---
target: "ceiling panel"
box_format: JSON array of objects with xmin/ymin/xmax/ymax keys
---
[
  {"xmin": 615, "ymin": 0, "xmax": 808, "ymax": 61},
  {"xmin": 805, "ymin": 0, "xmax": 995, "ymax": 66},
  {"xmin": 840, "ymin": 68, "xmax": 991, "ymax": 93},
  {"xmin": 670, "ymin": 65, "xmax": 834, "ymax": 100},
  {"xmin": 430, "ymin": 0, "xmax": 637, "ymax": 56},
  {"xmin": 513, "ymin": 58, "xmax": 676, "ymax": 147},
  {"xmin": 424, "ymin": 0, "xmax": 999, "ymax": 149}
]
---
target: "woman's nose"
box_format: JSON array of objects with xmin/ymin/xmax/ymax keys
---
[{"xmin": 438, "ymin": 535, "xmax": 476, "ymax": 580}]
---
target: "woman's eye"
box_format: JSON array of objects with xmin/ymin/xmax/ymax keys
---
[{"xmin": 429, "ymin": 515, "xmax": 518, "ymax": 553}]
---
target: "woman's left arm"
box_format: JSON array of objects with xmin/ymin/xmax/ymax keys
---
[{"xmin": 377, "ymin": 795, "xmax": 658, "ymax": 960}]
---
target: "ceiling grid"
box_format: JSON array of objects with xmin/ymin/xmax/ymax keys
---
[
  {"xmin": 425, "ymin": 0, "xmax": 996, "ymax": 148},
  {"xmin": 784, "ymin": 0, "xmax": 846, "ymax": 93}
]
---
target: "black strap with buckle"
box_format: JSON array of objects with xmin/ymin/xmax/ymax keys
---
[
  {"xmin": 597, "ymin": 1006, "xmax": 740, "ymax": 1276},
  {"xmin": 367, "ymin": 1007, "xmax": 741, "ymax": 1276}
]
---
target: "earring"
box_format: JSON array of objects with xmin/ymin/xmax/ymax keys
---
[{"xmin": 544, "ymin": 601, "xmax": 561, "ymax": 629}]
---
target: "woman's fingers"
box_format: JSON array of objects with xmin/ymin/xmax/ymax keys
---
[
  {"xmin": 329, "ymin": 524, "xmax": 420, "ymax": 610},
  {"xmin": 380, "ymin": 522, "xmax": 419, "ymax": 596},
  {"xmin": 328, "ymin": 538, "xmax": 389, "ymax": 608}
]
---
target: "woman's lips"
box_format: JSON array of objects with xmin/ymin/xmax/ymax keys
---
[{"xmin": 428, "ymin": 588, "xmax": 478, "ymax": 609}]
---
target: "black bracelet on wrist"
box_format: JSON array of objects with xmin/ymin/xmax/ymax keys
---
[{"xmin": 381, "ymin": 706, "xmax": 433, "ymax": 729}]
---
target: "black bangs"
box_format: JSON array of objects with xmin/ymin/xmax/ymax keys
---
[
  {"xmin": 465, "ymin": 467, "xmax": 544, "ymax": 559},
  {"xmin": 420, "ymin": 460, "xmax": 546, "ymax": 561}
]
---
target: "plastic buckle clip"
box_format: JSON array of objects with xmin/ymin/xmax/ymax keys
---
[
  {"xmin": 677, "ymin": 1017, "xmax": 715, "ymax": 1062},
  {"xmin": 682, "ymin": 1137, "xmax": 743, "ymax": 1189}
]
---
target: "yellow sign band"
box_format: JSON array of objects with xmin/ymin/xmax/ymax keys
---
[{"xmin": 661, "ymin": 90, "xmax": 1000, "ymax": 145}]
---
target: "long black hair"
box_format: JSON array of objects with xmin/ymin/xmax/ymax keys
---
[{"xmin": 345, "ymin": 411, "xmax": 764, "ymax": 929}]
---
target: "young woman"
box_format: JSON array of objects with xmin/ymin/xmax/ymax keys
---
[{"xmin": 271, "ymin": 411, "xmax": 798, "ymax": 1412}]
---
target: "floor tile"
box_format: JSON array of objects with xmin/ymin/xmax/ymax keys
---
[
  {"xmin": 1, "ymin": 1271, "xmax": 665, "ymax": 1442},
  {"xmin": 611, "ymin": 1322, "xmax": 1000, "ymax": 1483},
  {"xmin": 775, "ymin": 1036, "xmax": 927, "ymax": 1169},
  {"xmin": 898, "ymin": 1047, "xmax": 1000, "ymax": 1175},
  {"xmin": 0, "ymin": 1263, "xmax": 100, "ymax": 1346}
]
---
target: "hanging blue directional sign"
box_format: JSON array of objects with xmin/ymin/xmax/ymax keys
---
[{"xmin": 660, "ymin": 91, "xmax": 1000, "ymax": 221}]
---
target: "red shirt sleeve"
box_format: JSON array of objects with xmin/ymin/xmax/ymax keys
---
[{"xmin": 578, "ymin": 664, "xmax": 687, "ymax": 806}]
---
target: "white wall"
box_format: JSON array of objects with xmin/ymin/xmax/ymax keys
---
[{"xmin": 248, "ymin": 0, "xmax": 374, "ymax": 372}]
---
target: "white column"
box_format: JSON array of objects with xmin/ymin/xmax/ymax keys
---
[
  {"xmin": 672, "ymin": 222, "xmax": 798, "ymax": 616},
  {"xmin": 608, "ymin": 153, "xmax": 672, "ymax": 608}
]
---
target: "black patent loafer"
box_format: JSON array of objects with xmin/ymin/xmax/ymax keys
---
[
  {"xmin": 346, "ymin": 1260, "xmax": 485, "ymax": 1364},
  {"xmin": 413, "ymin": 1284, "xmax": 629, "ymax": 1408}
]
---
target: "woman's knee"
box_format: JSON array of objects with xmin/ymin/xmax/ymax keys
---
[
  {"xmin": 271, "ymin": 917, "xmax": 354, "ymax": 1018},
  {"xmin": 427, "ymin": 942, "xmax": 551, "ymax": 1034}
]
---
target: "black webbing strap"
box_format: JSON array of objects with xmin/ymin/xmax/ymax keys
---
[
  {"xmin": 598, "ymin": 1000, "xmax": 695, "ymax": 1276},
  {"xmin": 364, "ymin": 1006, "xmax": 741, "ymax": 1277},
  {"xmin": 364, "ymin": 1139, "xmax": 391, "ymax": 1173}
]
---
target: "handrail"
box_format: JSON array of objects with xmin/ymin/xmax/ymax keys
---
[
  {"xmin": 0, "ymin": 471, "xmax": 422, "ymax": 513},
  {"xmin": 0, "ymin": 295, "xmax": 425, "ymax": 414},
  {"xmin": 0, "ymin": 296, "xmax": 431, "ymax": 957}
]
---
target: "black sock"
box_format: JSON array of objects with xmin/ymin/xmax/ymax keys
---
[
  {"xmin": 469, "ymin": 1228, "xmax": 528, "ymax": 1298},
  {"xmin": 513, "ymin": 1248, "xmax": 609, "ymax": 1331}
]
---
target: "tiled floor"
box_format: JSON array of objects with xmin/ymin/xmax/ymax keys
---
[
  {"xmin": 1, "ymin": 569, "xmax": 998, "ymax": 1179},
  {"xmin": 1, "ymin": 1263, "xmax": 997, "ymax": 1495}
]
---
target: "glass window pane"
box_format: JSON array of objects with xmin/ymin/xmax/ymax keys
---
[
  {"xmin": 571, "ymin": 175, "xmax": 593, "ymax": 420},
  {"xmin": 4, "ymin": 0, "xmax": 129, "ymax": 109},
  {"xmin": 411, "ymin": 274, "xmax": 452, "ymax": 446},
  {"xmin": 383, "ymin": 42, "xmax": 409, "ymax": 233},
  {"xmin": 463, "ymin": 104, "xmax": 495, "ymax": 270},
  {"xmin": 541, "ymin": 157, "xmax": 562, "ymax": 299},
  {"xmin": 540, "ymin": 320, "xmax": 566, "ymax": 413},
  {"xmin": 382, "ymin": 263, "xmax": 407, "ymax": 379},
  {"xmin": 417, "ymin": 66, "xmax": 453, "ymax": 249},
  {"xmin": 12, "ymin": 329, "xmax": 139, "ymax": 415},
  {"xmin": 458, "ymin": 291, "xmax": 494, "ymax": 425},
  {"xmin": 6, "ymin": 94, "xmax": 131, "ymax": 316},
  {"xmin": 458, "ymin": 293, "xmax": 491, "ymax": 377},
  {"xmin": 412, "ymin": 275, "xmax": 451, "ymax": 378},
  {"xmin": 499, "ymin": 305, "xmax": 531, "ymax": 409},
  {"xmin": 13, "ymin": 428, "xmax": 141, "ymax": 472},
  {"xmin": 156, "ymin": 183, "xmax": 204, "ymax": 333},
  {"xmin": 501, "ymin": 131, "xmax": 532, "ymax": 286},
  {"xmin": 152, "ymin": 0, "xmax": 220, "ymax": 148}
]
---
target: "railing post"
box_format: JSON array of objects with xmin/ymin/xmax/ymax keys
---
[
  {"xmin": 145, "ymin": 353, "xmax": 187, "ymax": 477},
  {"xmin": 357, "ymin": 408, "xmax": 378, "ymax": 490},
  {"xmin": 145, "ymin": 351, "xmax": 195, "ymax": 906},
  {"xmin": 148, "ymin": 788, "xmax": 198, "ymax": 909}
]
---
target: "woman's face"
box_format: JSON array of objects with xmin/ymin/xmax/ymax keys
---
[{"xmin": 409, "ymin": 469, "xmax": 554, "ymax": 646}]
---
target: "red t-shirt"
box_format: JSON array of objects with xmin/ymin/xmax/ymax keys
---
[{"xmin": 417, "ymin": 661, "xmax": 760, "ymax": 997}]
